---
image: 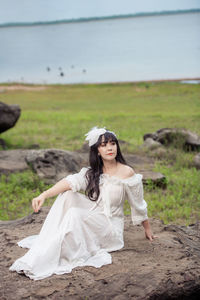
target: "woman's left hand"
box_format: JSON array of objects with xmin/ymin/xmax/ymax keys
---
[{"xmin": 145, "ymin": 229, "xmax": 158, "ymax": 242}]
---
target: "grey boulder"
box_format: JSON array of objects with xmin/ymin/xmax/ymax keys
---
[
  {"xmin": 144, "ymin": 128, "xmax": 200, "ymax": 151},
  {"xmin": 0, "ymin": 101, "xmax": 21, "ymax": 134}
]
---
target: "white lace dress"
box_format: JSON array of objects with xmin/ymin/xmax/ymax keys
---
[{"xmin": 9, "ymin": 167, "xmax": 148, "ymax": 280}]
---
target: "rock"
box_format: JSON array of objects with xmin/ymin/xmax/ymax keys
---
[
  {"xmin": 124, "ymin": 153, "xmax": 155, "ymax": 169},
  {"xmin": 78, "ymin": 141, "xmax": 90, "ymax": 153},
  {"xmin": 139, "ymin": 170, "xmax": 167, "ymax": 188},
  {"xmin": 193, "ymin": 153, "xmax": 200, "ymax": 170},
  {"xmin": 0, "ymin": 149, "xmax": 30, "ymax": 174},
  {"xmin": 139, "ymin": 137, "xmax": 163, "ymax": 150},
  {"xmin": 125, "ymin": 154, "xmax": 166, "ymax": 187},
  {"xmin": 0, "ymin": 101, "xmax": 21, "ymax": 134},
  {"xmin": 144, "ymin": 128, "xmax": 200, "ymax": 151},
  {"xmin": 137, "ymin": 137, "xmax": 168, "ymax": 160},
  {"xmin": 148, "ymin": 147, "xmax": 168, "ymax": 159},
  {"xmin": 25, "ymin": 149, "xmax": 87, "ymax": 184},
  {"xmin": 0, "ymin": 149, "xmax": 166, "ymax": 187},
  {"xmin": 0, "ymin": 209, "xmax": 200, "ymax": 299},
  {"xmin": 0, "ymin": 149, "xmax": 87, "ymax": 182},
  {"xmin": 0, "ymin": 149, "xmax": 83, "ymax": 182}
]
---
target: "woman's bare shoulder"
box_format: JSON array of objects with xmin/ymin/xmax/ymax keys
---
[{"xmin": 118, "ymin": 163, "xmax": 135, "ymax": 178}]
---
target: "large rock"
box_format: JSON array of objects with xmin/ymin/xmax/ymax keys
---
[
  {"xmin": 0, "ymin": 149, "xmax": 87, "ymax": 182},
  {"xmin": 139, "ymin": 137, "xmax": 163, "ymax": 150},
  {"xmin": 125, "ymin": 154, "xmax": 166, "ymax": 188},
  {"xmin": 0, "ymin": 149, "xmax": 166, "ymax": 187},
  {"xmin": 0, "ymin": 101, "xmax": 21, "ymax": 134},
  {"xmin": 25, "ymin": 149, "xmax": 88, "ymax": 184},
  {"xmin": 0, "ymin": 149, "xmax": 30, "ymax": 174},
  {"xmin": 144, "ymin": 128, "xmax": 200, "ymax": 151},
  {"xmin": 0, "ymin": 209, "xmax": 199, "ymax": 299}
]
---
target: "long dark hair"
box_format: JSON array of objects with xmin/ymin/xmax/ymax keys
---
[{"xmin": 85, "ymin": 131, "xmax": 128, "ymax": 201}]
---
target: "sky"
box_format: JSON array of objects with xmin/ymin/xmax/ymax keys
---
[{"xmin": 0, "ymin": 0, "xmax": 200, "ymax": 24}]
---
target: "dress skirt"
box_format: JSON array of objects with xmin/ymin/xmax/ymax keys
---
[{"xmin": 9, "ymin": 190, "xmax": 124, "ymax": 280}]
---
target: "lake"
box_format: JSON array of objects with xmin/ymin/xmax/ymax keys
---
[{"xmin": 0, "ymin": 12, "xmax": 199, "ymax": 84}]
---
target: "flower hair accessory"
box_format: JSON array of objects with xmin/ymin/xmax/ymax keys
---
[{"xmin": 85, "ymin": 126, "xmax": 117, "ymax": 147}]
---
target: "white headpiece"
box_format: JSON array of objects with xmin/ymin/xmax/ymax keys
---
[{"xmin": 85, "ymin": 126, "xmax": 117, "ymax": 147}]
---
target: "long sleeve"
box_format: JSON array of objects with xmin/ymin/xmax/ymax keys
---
[
  {"xmin": 65, "ymin": 167, "xmax": 89, "ymax": 192},
  {"xmin": 124, "ymin": 174, "xmax": 148, "ymax": 226}
]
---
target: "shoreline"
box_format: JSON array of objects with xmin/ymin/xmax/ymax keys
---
[
  {"xmin": 1, "ymin": 9, "xmax": 200, "ymax": 28},
  {"xmin": 0, "ymin": 77, "xmax": 200, "ymax": 90}
]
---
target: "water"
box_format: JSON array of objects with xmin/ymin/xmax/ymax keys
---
[
  {"xmin": 180, "ymin": 80, "xmax": 200, "ymax": 84},
  {"xmin": 0, "ymin": 12, "xmax": 199, "ymax": 84},
  {"xmin": 1, "ymin": 0, "xmax": 199, "ymax": 24}
]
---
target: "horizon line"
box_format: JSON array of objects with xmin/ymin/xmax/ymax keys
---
[{"xmin": 0, "ymin": 8, "xmax": 200, "ymax": 28}]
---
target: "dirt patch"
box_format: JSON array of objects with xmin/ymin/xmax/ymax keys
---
[{"xmin": 0, "ymin": 85, "xmax": 47, "ymax": 92}]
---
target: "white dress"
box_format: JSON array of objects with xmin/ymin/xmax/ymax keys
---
[{"xmin": 9, "ymin": 167, "xmax": 148, "ymax": 280}]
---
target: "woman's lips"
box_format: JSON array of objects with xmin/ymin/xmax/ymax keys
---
[{"xmin": 107, "ymin": 153, "xmax": 113, "ymax": 155}]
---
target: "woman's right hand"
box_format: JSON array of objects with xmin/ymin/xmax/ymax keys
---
[{"xmin": 32, "ymin": 193, "xmax": 46, "ymax": 213}]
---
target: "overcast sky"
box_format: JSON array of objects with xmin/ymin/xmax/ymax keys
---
[{"xmin": 0, "ymin": 0, "xmax": 200, "ymax": 24}]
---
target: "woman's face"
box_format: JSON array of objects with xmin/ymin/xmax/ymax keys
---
[{"xmin": 97, "ymin": 135, "xmax": 117, "ymax": 161}]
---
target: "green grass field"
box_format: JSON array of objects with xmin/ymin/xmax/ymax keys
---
[{"xmin": 0, "ymin": 81, "xmax": 200, "ymax": 225}]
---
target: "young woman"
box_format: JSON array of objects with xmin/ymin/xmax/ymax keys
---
[{"xmin": 9, "ymin": 126, "xmax": 157, "ymax": 280}]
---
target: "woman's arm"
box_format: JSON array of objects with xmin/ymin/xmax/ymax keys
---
[
  {"xmin": 32, "ymin": 178, "xmax": 71, "ymax": 212},
  {"xmin": 32, "ymin": 166, "xmax": 89, "ymax": 213},
  {"xmin": 142, "ymin": 219, "xmax": 158, "ymax": 242},
  {"xmin": 42, "ymin": 178, "xmax": 71, "ymax": 199}
]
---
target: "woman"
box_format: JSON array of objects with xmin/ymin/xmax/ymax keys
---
[{"xmin": 9, "ymin": 126, "xmax": 157, "ymax": 280}]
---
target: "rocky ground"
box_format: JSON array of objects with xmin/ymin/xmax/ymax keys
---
[
  {"xmin": 0, "ymin": 208, "xmax": 200, "ymax": 300},
  {"xmin": 0, "ymin": 149, "xmax": 166, "ymax": 187}
]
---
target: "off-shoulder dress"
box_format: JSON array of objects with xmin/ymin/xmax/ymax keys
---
[{"xmin": 9, "ymin": 167, "xmax": 148, "ymax": 280}]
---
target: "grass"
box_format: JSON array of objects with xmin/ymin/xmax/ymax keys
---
[
  {"xmin": 1, "ymin": 81, "xmax": 200, "ymax": 151},
  {"xmin": 0, "ymin": 81, "xmax": 200, "ymax": 225},
  {"xmin": 124, "ymin": 146, "xmax": 200, "ymax": 226},
  {"xmin": 0, "ymin": 170, "xmax": 55, "ymax": 220}
]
